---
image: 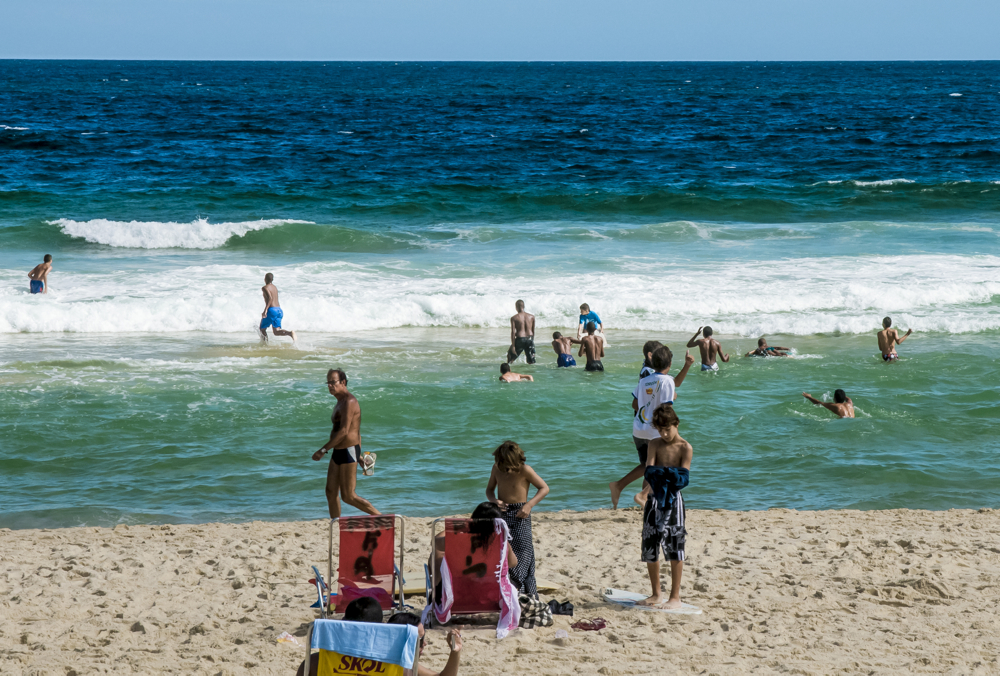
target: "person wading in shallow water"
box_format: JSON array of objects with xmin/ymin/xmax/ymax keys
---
[
  {"xmin": 258, "ymin": 272, "xmax": 297, "ymax": 343},
  {"xmin": 507, "ymin": 300, "xmax": 536, "ymax": 365},
  {"xmin": 312, "ymin": 369, "xmax": 379, "ymax": 518}
]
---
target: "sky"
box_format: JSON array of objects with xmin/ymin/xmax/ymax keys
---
[{"xmin": 2, "ymin": 0, "xmax": 999, "ymax": 61}]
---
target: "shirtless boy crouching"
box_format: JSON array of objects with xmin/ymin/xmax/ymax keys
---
[
  {"xmin": 552, "ymin": 332, "xmax": 580, "ymax": 367},
  {"xmin": 638, "ymin": 403, "xmax": 692, "ymax": 609}
]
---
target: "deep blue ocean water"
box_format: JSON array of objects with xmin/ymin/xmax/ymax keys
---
[{"xmin": 1, "ymin": 62, "xmax": 998, "ymax": 528}]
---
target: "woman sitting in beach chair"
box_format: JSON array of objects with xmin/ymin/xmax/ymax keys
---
[{"xmin": 424, "ymin": 502, "xmax": 521, "ymax": 638}]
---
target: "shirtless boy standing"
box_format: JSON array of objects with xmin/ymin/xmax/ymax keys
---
[
  {"xmin": 311, "ymin": 369, "xmax": 379, "ymax": 518},
  {"xmin": 638, "ymin": 404, "xmax": 691, "ymax": 610},
  {"xmin": 486, "ymin": 440, "xmax": 550, "ymax": 597},
  {"xmin": 551, "ymin": 331, "xmax": 580, "ymax": 367},
  {"xmin": 877, "ymin": 317, "xmax": 912, "ymax": 362},
  {"xmin": 27, "ymin": 255, "xmax": 53, "ymax": 294},
  {"xmin": 259, "ymin": 273, "xmax": 297, "ymax": 343},
  {"xmin": 579, "ymin": 322, "xmax": 605, "ymax": 371},
  {"xmin": 500, "ymin": 363, "xmax": 533, "ymax": 382},
  {"xmin": 687, "ymin": 326, "xmax": 729, "ymax": 371},
  {"xmin": 507, "ymin": 300, "xmax": 536, "ymax": 364},
  {"xmin": 803, "ymin": 390, "xmax": 855, "ymax": 418}
]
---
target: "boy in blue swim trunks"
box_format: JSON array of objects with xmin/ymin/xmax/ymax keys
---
[
  {"xmin": 551, "ymin": 332, "xmax": 580, "ymax": 367},
  {"xmin": 27, "ymin": 255, "xmax": 53, "ymax": 294},
  {"xmin": 259, "ymin": 273, "xmax": 297, "ymax": 343}
]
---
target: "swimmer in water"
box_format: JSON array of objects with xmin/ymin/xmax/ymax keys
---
[
  {"xmin": 802, "ymin": 390, "xmax": 855, "ymax": 418},
  {"xmin": 745, "ymin": 337, "xmax": 791, "ymax": 357}
]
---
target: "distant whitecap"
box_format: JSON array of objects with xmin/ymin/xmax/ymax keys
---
[{"xmin": 950, "ymin": 93, "xmax": 962, "ymax": 97}]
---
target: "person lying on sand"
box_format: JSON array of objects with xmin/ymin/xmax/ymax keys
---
[
  {"xmin": 687, "ymin": 326, "xmax": 729, "ymax": 371},
  {"xmin": 259, "ymin": 272, "xmax": 297, "ymax": 343},
  {"xmin": 500, "ymin": 363, "xmax": 533, "ymax": 382},
  {"xmin": 638, "ymin": 404, "xmax": 691, "ymax": 609},
  {"xmin": 803, "ymin": 390, "xmax": 855, "ymax": 418},
  {"xmin": 551, "ymin": 332, "xmax": 580, "ymax": 367},
  {"xmin": 745, "ymin": 337, "xmax": 791, "ymax": 357},
  {"xmin": 877, "ymin": 316, "xmax": 912, "ymax": 362}
]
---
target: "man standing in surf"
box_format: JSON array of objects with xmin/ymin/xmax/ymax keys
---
[
  {"xmin": 877, "ymin": 316, "xmax": 912, "ymax": 362},
  {"xmin": 507, "ymin": 300, "xmax": 536, "ymax": 365},
  {"xmin": 687, "ymin": 326, "xmax": 729, "ymax": 371},
  {"xmin": 27, "ymin": 254, "xmax": 53, "ymax": 294},
  {"xmin": 259, "ymin": 272, "xmax": 297, "ymax": 343},
  {"xmin": 312, "ymin": 369, "xmax": 380, "ymax": 518}
]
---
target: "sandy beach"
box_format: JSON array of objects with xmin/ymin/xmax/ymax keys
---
[{"xmin": 2, "ymin": 508, "xmax": 999, "ymax": 675}]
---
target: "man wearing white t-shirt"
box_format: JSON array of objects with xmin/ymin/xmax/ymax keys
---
[{"xmin": 610, "ymin": 346, "xmax": 695, "ymax": 509}]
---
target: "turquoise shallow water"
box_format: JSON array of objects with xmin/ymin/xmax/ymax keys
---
[{"xmin": 2, "ymin": 330, "xmax": 998, "ymax": 528}]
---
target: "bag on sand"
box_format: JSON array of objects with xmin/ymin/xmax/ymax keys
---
[{"xmin": 518, "ymin": 594, "xmax": 554, "ymax": 629}]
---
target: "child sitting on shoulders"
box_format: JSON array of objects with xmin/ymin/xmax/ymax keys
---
[
  {"xmin": 638, "ymin": 403, "xmax": 692, "ymax": 609},
  {"xmin": 486, "ymin": 440, "xmax": 550, "ymax": 598}
]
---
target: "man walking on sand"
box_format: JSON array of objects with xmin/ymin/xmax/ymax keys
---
[
  {"xmin": 312, "ymin": 369, "xmax": 379, "ymax": 518},
  {"xmin": 259, "ymin": 273, "xmax": 297, "ymax": 343},
  {"xmin": 579, "ymin": 321, "xmax": 605, "ymax": 371},
  {"xmin": 877, "ymin": 316, "xmax": 912, "ymax": 362},
  {"xmin": 687, "ymin": 326, "xmax": 729, "ymax": 371},
  {"xmin": 27, "ymin": 254, "xmax": 53, "ymax": 294},
  {"xmin": 507, "ymin": 300, "xmax": 536, "ymax": 364}
]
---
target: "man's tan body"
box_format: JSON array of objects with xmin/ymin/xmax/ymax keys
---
[
  {"xmin": 579, "ymin": 331, "xmax": 605, "ymax": 369},
  {"xmin": 802, "ymin": 392, "xmax": 855, "ymax": 419},
  {"xmin": 637, "ymin": 421, "xmax": 693, "ymax": 609},
  {"xmin": 311, "ymin": 372, "xmax": 378, "ymax": 518},
  {"xmin": 507, "ymin": 301, "xmax": 537, "ymax": 364},
  {"xmin": 500, "ymin": 371, "xmax": 533, "ymax": 382},
  {"xmin": 878, "ymin": 322, "xmax": 912, "ymax": 361},
  {"xmin": 27, "ymin": 260, "xmax": 52, "ymax": 293},
  {"xmin": 260, "ymin": 279, "xmax": 297, "ymax": 342},
  {"xmin": 687, "ymin": 327, "xmax": 729, "ymax": 369},
  {"xmin": 552, "ymin": 335, "xmax": 579, "ymax": 357}
]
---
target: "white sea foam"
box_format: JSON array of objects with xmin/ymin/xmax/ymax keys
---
[
  {"xmin": 849, "ymin": 179, "xmax": 914, "ymax": 187},
  {"xmin": 2, "ymin": 254, "xmax": 999, "ymax": 336},
  {"xmin": 1, "ymin": 125, "xmax": 30, "ymax": 131},
  {"xmin": 51, "ymin": 218, "xmax": 312, "ymax": 249}
]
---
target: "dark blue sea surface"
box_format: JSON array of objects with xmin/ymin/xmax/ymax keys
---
[{"xmin": 2, "ymin": 61, "xmax": 1000, "ymax": 236}]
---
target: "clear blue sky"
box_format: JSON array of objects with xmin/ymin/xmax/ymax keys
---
[{"xmin": 3, "ymin": 0, "xmax": 999, "ymax": 61}]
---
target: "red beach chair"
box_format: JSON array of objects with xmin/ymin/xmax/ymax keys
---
[
  {"xmin": 327, "ymin": 514, "xmax": 406, "ymax": 614},
  {"xmin": 425, "ymin": 517, "xmax": 519, "ymax": 637}
]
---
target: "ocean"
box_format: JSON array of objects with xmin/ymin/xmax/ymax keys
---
[{"xmin": 1, "ymin": 61, "xmax": 998, "ymax": 529}]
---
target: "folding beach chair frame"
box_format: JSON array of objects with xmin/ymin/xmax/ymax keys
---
[
  {"xmin": 427, "ymin": 517, "xmax": 503, "ymax": 624},
  {"xmin": 302, "ymin": 618, "xmax": 419, "ymax": 676},
  {"xmin": 328, "ymin": 515, "xmax": 407, "ymax": 613}
]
